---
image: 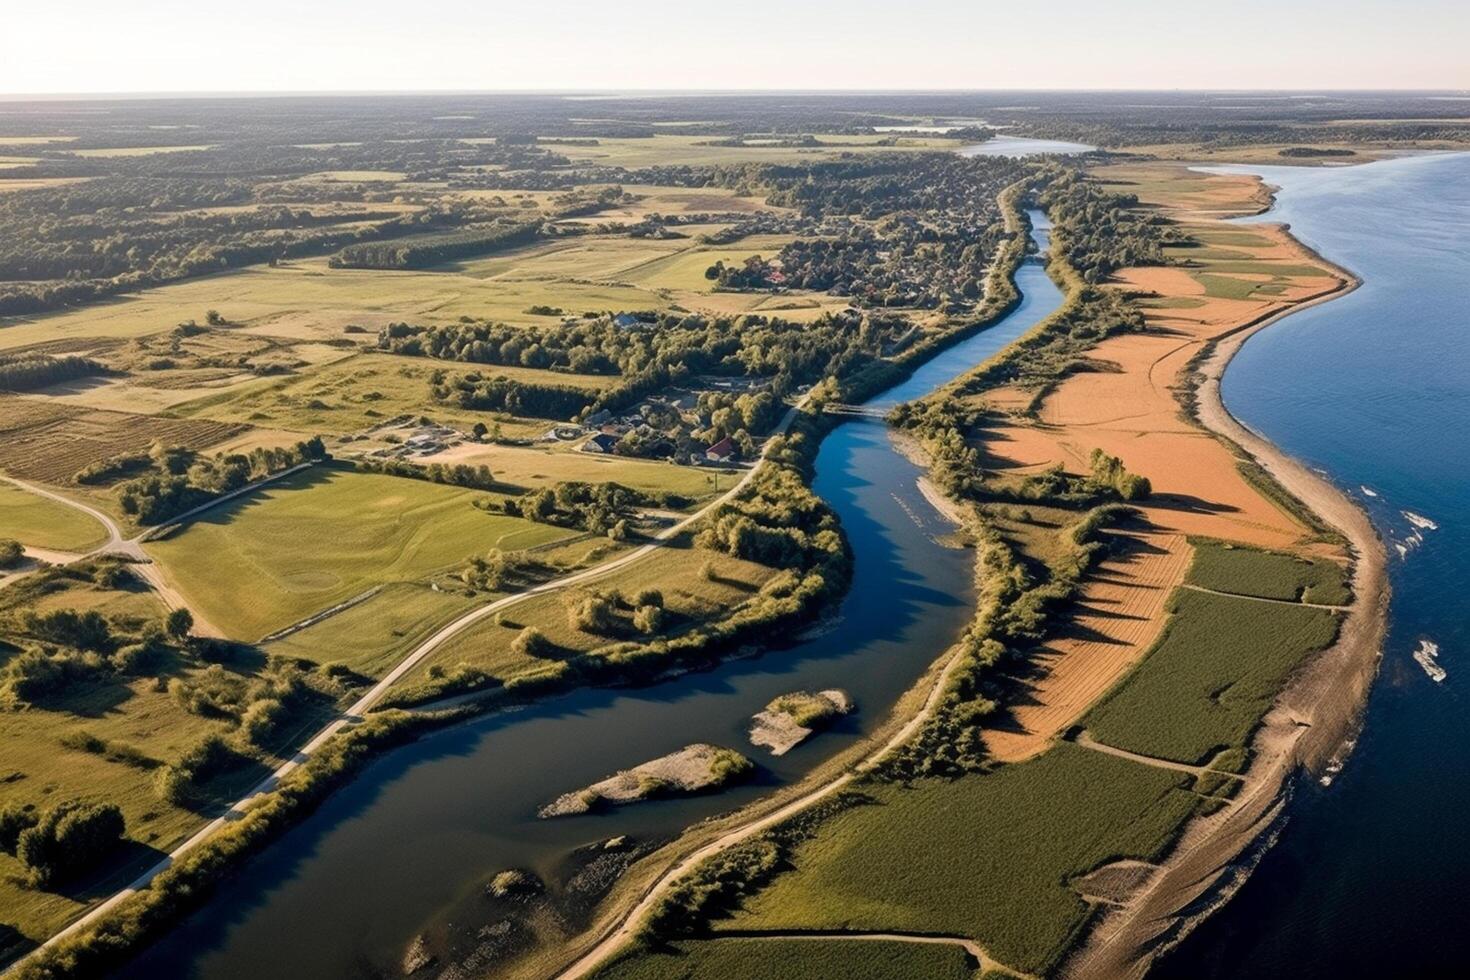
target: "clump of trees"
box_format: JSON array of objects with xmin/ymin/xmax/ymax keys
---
[
  {"xmin": 117, "ymin": 437, "xmax": 327, "ymax": 525},
  {"xmin": 0, "ymin": 353, "xmax": 108, "ymax": 392},
  {"xmin": 356, "ymin": 457, "xmax": 497, "ymax": 491},
  {"xmin": 1, "ymin": 799, "xmax": 125, "ymax": 887},
  {"xmin": 506, "ymin": 480, "xmax": 683, "ymax": 537},
  {"xmin": 0, "ymin": 538, "xmax": 23, "ymax": 569},
  {"xmin": 329, "ymin": 220, "xmax": 540, "ymax": 270}
]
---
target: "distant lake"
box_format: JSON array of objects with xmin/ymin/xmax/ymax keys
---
[
  {"xmin": 959, "ymin": 135, "xmax": 1094, "ymax": 157},
  {"xmin": 1157, "ymin": 152, "xmax": 1470, "ymax": 978}
]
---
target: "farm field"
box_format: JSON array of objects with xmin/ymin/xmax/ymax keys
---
[
  {"xmin": 594, "ymin": 936, "xmax": 979, "ymax": 980},
  {"xmin": 170, "ymin": 351, "xmax": 613, "ymax": 436},
  {"xmin": 144, "ymin": 466, "xmax": 573, "ymax": 640},
  {"xmin": 421, "ymin": 441, "xmax": 718, "ymax": 500},
  {"xmin": 0, "ymin": 396, "xmax": 245, "ymax": 486},
  {"xmin": 728, "ymin": 744, "xmax": 1201, "ymax": 976},
  {"xmin": 1082, "ymin": 588, "xmax": 1340, "ymax": 765},
  {"xmin": 263, "ymin": 582, "xmax": 477, "ymax": 677},
  {"xmin": 0, "ymin": 482, "xmax": 107, "ymax": 552},
  {"xmin": 1186, "ymin": 538, "xmax": 1350, "ymax": 605},
  {"xmin": 548, "ymin": 133, "xmax": 966, "ymax": 168}
]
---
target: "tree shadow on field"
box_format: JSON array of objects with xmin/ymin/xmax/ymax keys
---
[{"xmin": 45, "ymin": 837, "xmax": 171, "ymax": 903}]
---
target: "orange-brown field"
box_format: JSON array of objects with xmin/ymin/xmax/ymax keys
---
[{"xmin": 979, "ymin": 163, "xmax": 1352, "ymax": 761}]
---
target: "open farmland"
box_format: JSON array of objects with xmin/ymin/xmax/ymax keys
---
[
  {"xmin": 594, "ymin": 936, "xmax": 979, "ymax": 980},
  {"xmin": 729, "ymin": 744, "xmax": 1201, "ymax": 976},
  {"xmin": 0, "ymin": 396, "xmax": 244, "ymax": 486},
  {"xmin": 1187, "ymin": 538, "xmax": 1350, "ymax": 605},
  {"xmin": 0, "ymin": 482, "xmax": 107, "ymax": 552},
  {"xmin": 170, "ymin": 351, "xmax": 614, "ymax": 436},
  {"xmin": 1082, "ymin": 588, "xmax": 1341, "ymax": 765},
  {"xmin": 144, "ymin": 466, "xmax": 574, "ymax": 640},
  {"xmin": 420, "ymin": 441, "xmax": 718, "ymax": 500}
]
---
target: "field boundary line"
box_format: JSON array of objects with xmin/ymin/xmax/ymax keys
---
[{"xmin": 6, "ymin": 397, "xmax": 806, "ymax": 972}]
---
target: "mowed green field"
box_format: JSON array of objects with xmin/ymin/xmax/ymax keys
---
[
  {"xmin": 595, "ymin": 937, "xmax": 978, "ymax": 980},
  {"xmin": 264, "ymin": 582, "xmax": 476, "ymax": 677},
  {"xmin": 1187, "ymin": 540, "xmax": 1350, "ymax": 605},
  {"xmin": 1083, "ymin": 589, "xmax": 1340, "ymax": 765},
  {"xmin": 0, "ymin": 482, "xmax": 108, "ymax": 552},
  {"xmin": 730, "ymin": 744, "xmax": 1200, "ymax": 975},
  {"xmin": 145, "ymin": 467, "xmax": 572, "ymax": 640}
]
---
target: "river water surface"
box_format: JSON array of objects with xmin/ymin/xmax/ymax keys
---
[
  {"xmin": 121, "ymin": 217, "xmax": 1065, "ymax": 978},
  {"xmin": 1157, "ymin": 152, "xmax": 1470, "ymax": 977}
]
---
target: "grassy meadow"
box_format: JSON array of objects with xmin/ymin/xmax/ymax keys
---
[
  {"xmin": 1083, "ymin": 589, "xmax": 1340, "ymax": 765},
  {"xmin": 595, "ymin": 937, "xmax": 978, "ymax": 980},
  {"xmin": 729, "ymin": 744, "xmax": 1200, "ymax": 976},
  {"xmin": 1187, "ymin": 539, "xmax": 1350, "ymax": 605},
  {"xmin": 144, "ymin": 466, "xmax": 572, "ymax": 640},
  {"xmin": 170, "ymin": 351, "xmax": 613, "ymax": 437},
  {"xmin": 0, "ymin": 483, "xmax": 107, "ymax": 552},
  {"xmin": 398, "ymin": 538, "xmax": 777, "ymax": 692}
]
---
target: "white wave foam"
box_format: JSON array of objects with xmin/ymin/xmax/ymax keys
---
[
  {"xmin": 1360, "ymin": 486, "xmax": 1378, "ymax": 498},
  {"xmin": 1413, "ymin": 639, "xmax": 1446, "ymax": 683},
  {"xmin": 1403, "ymin": 511, "xmax": 1439, "ymax": 531}
]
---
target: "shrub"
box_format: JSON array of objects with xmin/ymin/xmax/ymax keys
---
[
  {"xmin": 15, "ymin": 800, "xmax": 126, "ymax": 887},
  {"xmin": 0, "ymin": 538, "xmax": 23, "ymax": 569}
]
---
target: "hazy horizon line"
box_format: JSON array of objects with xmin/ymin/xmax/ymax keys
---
[{"xmin": 3, "ymin": 86, "xmax": 1469, "ymax": 104}]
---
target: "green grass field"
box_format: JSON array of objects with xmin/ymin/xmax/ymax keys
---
[
  {"xmin": 400, "ymin": 539, "xmax": 776, "ymax": 690},
  {"xmin": 263, "ymin": 582, "xmax": 477, "ymax": 677},
  {"xmin": 145, "ymin": 466, "xmax": 572, "ymax": 640},
  {"xmin": 425, "ymin": 442, "xmax": 718, "ymax": 500},
  {"xmin": 1083, "ymin": 589, "xmax": 1340, "ymax": 765},
  {"xmin": 170, "ymin": 351, "xmax": 612, "ymax": 436},
  {"xmin": 0, "ymin": 567, "xmax": 325, "ymax": 950},
  {"xmin": 595, "ymin": 937, "xmax": 978, "ymax": 980},
  {"xmin": 0, "ymin": 483, "xmax": 108, "ymax": 552},
  {"xmin": 730, "ymin": 744, "xmax": 1199, "ymax": 975},
  {"xmin": 1187, "ymin": 540, "xmax": 1350, "ymax": 605}
]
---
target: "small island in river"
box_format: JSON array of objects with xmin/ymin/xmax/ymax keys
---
[
  {"xmin": 748, "ymin": 689, "xmax": 855, "ymax": 755},
  {"xmin": 538, "ymin": 744, "xmax": 754, "ymax": 818}
]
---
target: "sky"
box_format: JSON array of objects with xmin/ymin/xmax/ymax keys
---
[{"xmin": 4, "ymin": 0, "xmax": 1467, "ymax": 95}]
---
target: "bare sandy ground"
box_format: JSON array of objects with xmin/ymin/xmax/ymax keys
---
[
  {"xmin": 1061, "ymin": 176, "xmax": 1388, "ymax": 979},
  {"xmin": 978, "ymin": 214, "xmax": 1343, "ymax": 761}
]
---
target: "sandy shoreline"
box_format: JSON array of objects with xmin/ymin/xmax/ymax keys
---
[{"xmin": 1064, "ymin": 261, "xmax": 1390, "ymax": 979}]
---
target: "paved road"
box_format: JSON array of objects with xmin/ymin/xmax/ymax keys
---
[{"xmin": 12, "ymin": 400, "xmax": 806, "ymax": 968}]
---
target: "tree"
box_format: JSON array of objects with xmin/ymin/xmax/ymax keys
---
[
  {"xmin": 15, "ymin": 800, "xmax": 125, "ymax": 886},
  {"xmin": 0, "ymin": 538, "xmax": 22, "ymax": 569},
  {"xmin": 165, "ymin": 608, "xmax": 194, "ymax": 643}
]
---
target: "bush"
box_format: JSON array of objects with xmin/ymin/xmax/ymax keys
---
[
  {"xmin": 0, "ymin": 802, "xmax": 38, "ymax": 853},
  {"xmin": 0, "ymin": 538, "xmax": 23, "ymax": 569},
  {"xmin": 15, "ymin": 800, "xmax": 126, "ymax": 887}
]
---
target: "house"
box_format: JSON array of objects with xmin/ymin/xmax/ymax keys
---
[
  {"xmin": 581, "ymin": 433, "xmax": 620, "ymax": 454},
  {"xmin": 704, "ymin": 436, "xmax": 739, "ymax": 464},
  {"xmin": 613, "ymin": 313, "xmax": 643, "ymax": 330}
]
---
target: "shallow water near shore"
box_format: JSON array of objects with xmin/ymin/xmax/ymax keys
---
[
  {"xmin": 116, "ymin": 219, "xmax": 1063, "ymax": 978},
  {"xmin": 1155, "ymin": 152, "xmax": 1470, "ymax": 977}
]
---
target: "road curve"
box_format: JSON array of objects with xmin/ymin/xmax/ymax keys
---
[{"xmin": 9, "ymin": 398, "xmax": 807, "ymax": 970}]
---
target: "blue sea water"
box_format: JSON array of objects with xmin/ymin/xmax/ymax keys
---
[{"xmin": 1158, "ymin": 152, "xmax": 1470, "ymax": 977}]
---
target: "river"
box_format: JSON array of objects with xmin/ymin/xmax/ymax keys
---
[
  {"xmin": 1155, "ymin": 152, "xmax": 1470, "ymax": 977},
  {"xmin": 118, "ymin": 214, "xmax": 1065, "ymax": 979}
]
